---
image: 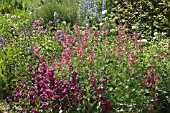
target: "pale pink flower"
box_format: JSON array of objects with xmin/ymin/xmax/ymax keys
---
[
  {"xmin": 116, "ymin": 51, "xmax": 122, "ymax": 57},
  {"xmin": 118, "ymin": 31, "xmax": 125, "ymax": 35},
  {"xmin": 147, "ymin": 68, "xmax": 154, "ymax": 77},
  {"xmin": 75, "ymin": 42, "xmax": 79, "ymax": 46},
  {"xmin": 107, "ymin": 49, "xmax": 110, "ymax": 53},
  {"xmin": 116, "ymin": 38, "xmax": 123, "ymax": 44},
  {"xmin": 93, "ymin": 73, "xmax": 97, "ymax": 76},
  {"xmin": 34, "ymin": 49, "xmax": 39, "ymax": 56},
  {"xmin": 142, "ymin": 78, "xmax": 148, "ymax": 86},
  {"xmin": 94, "ymin": 37, "xmax": 99, "ymax": 41},
  {"xmin": 82, "ymin": 61, "xmax": 85, "ymax": 65},
  {"xmin": 118, "ymin": 25, "xmax": 126, "ymax": 30},
  {"xmin": 152, "ymin": 84, "xmax": 156, "ymax": 89},
  {"xmin": 105, "ymin": 41, "xmax": 110, "ymax": 45}
]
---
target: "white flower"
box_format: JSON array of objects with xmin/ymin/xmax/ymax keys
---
[
  {"xmin": 154, "ymin": 32, "xmax": 158, "ymax": 36},
  {"xmin": 29, "ymin": 11, "xmax": 32, "ymax": 15},
  {"xmin": 62, "ymin": 21, "xmax": 66, "ymax": 25},
  {"xmin": 11, "ymin": 15, "xmax": 16, "ymax": 19},
  {"xmin": 162, "ymin": 32, "xmax": 166, "ymax": 36},
  {"xmin": 92, "ymin": 26, "xmax": 97, "ymax": 30},
  {"xmin": 86, "ymin": 23, "xmax": 89, "ymax": 27},
  {"xmin": 110, "ymin": 29, "xmax": 114, "ymax": 33},
  {"xmin": 137, "ymin": 39, "xmax": 148, "ymax": 44},
  {"xmin": 141, "ymin": 34, "xmax": 145, "ymax": 38},
  {"xmin": 59, "ymin": 110, "xmax": 63, "ymax": 113},
  {"xmin": 102, "ymin": 10, "xmax": 107, "ymax": 15},
  {"xmin": 5, "ymin": 14, "xmax": 9, "ymax": 18},
  {"xmin": 153, "ymin": 36, "xmax": 158, "ymax": 40},
  {"xmin": 132, "ymin": 26, "xmax": 137, "ymax": 30},
  {"xmin": 99, "ymin": 22, "xmax": 103, "ymax": 26}
]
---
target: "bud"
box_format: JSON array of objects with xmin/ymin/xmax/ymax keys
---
[{"xmin": 154, "ymin": 32, "xmax": 158, "ymax": 36}]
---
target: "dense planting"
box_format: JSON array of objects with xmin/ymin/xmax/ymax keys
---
[{"xmin": 0, "ymin": 0, "xmax": 170, "ymax": 113}]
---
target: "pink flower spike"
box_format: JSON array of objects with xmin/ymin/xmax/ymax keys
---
[
  {"xmin": 154, "ymin": 94, "xmax": 158, "ymax": 102},
  {"xmin": 142, "ymin": 78, "xmax": 148, "ymax": 86},
  {"xmin": 34, "ymin": 49, "xmax": 39, "ymax": 56},
  {"xmin": 116, "ymin": 51, "xmax": 122, "ymax": 57},
  {"xmin": 107, "ymin": 49, "xmax": 110, "ymax": 53},
  {"xmin": 75, "ymin": 42, "xmax": 79, "ymax": 46},
  {"xmin": 94, "ymin": 37, "xmax": 99, "ymax": 41},
  {"xmin": 118, "ymin": 25, "xmax": 126, "ymax": 30},
  {"xmin": 150, "ymin": 104, "xmax": 154, "ymax": 109},
  {"xmin": 152, "ymin": 84, "xmax": 156, "ymax": 89},
  {"xmin": 93, "ymin": 73, "xmax": 97, "ymax": 76},
  {"xmin": 82, "ymin": 61, "xmax": 85, "ymax": 65},
  {"xmin": 154, "ymin": 76, "xmax": 159, "ymax": 82},
  {"xmin": 105, "ymin": 41, "xmax": 110, "ymax": 45},
  {"xmin": 118, "ymin": 31, "xmax": 125, "ymax": 35},
  {"xmin": 149, "ymin": 82, "xmax": 153, "ymax": 87}
]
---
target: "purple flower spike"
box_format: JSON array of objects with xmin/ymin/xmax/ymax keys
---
[
  {"xmin": 56, "ymin": 30, "xmax": 62, "ymax": 36},
  {"xmin": 0, "ymin": 36, "xmax": 4, "ymax": 44},
  {"xmin": 28, "ymin": 46, "xmax": 33, "ymax": 51}
]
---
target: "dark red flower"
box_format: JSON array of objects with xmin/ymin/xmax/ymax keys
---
[{"xmin": 105, "ymin": 102, "xmax": 113, "ymax": 110}]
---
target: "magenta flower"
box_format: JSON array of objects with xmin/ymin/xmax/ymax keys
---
[
  {"xmin": 71, "ymin": 70, "xmax": 78, "ymax": 77},
  {"xmin": 40, "ymin": 62, "xmax": 48, "ymax": 69},
  {"xmin": 40, "ymin": 102, "xmax": 49, "ymax": 109},
  {"xmin": 98, "ymin": 95, "xmax": 105, "ymax": 101},
  {"xmin": 150, "ymin": 104, "xmax": 154, "ymax": 108},
  {"xmin": 154, "ymin": 76, "xmax": 159, "ymax": 82},
  {"xmin": 54, "ymin": 95, "xmax": 60, "ymax": 101},
  {"xmin": 97, "ymin": 87, "xmax": 105, "ymax": 93},
  {"xmin": 142, "ymin": 78, "xmax": 148, "ymax": 86},
  {"xmin": 105, "ymin": 102, "xmax": 113, "ymax": 110},
  {"xmin": 30, "ymin": 108, "xmax": 39, "ymax": 113},
  {"xmin": 72, "ymin": 77, "xmax": 79, "ymax": 84}
]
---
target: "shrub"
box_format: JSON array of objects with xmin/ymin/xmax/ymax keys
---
[
  {"xmin": 32, "ymin": 0, "xmax": 79, "ymax": 25},
  {"xmin": 110, "ymin": 0, "xmax": 170, "ymax": 38}
]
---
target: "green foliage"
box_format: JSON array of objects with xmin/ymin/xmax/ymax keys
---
[
  {"xmin": 0, "ymin": 0, "xmax": 169, "ymax": 112},
  {"xmin": 111, "ymin": 0, "xmax": 170, "ymax": 38},
  {"xmin": 0, "ymin": 0, "xmax": 45, "ymax": 14},
  {"xmin": 32, "ymin": 0, "xmax": 79, "ymax": 25},
  {"xmin": 0, "ymin": 2, "xmax": 13, "ymax": 14}
]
